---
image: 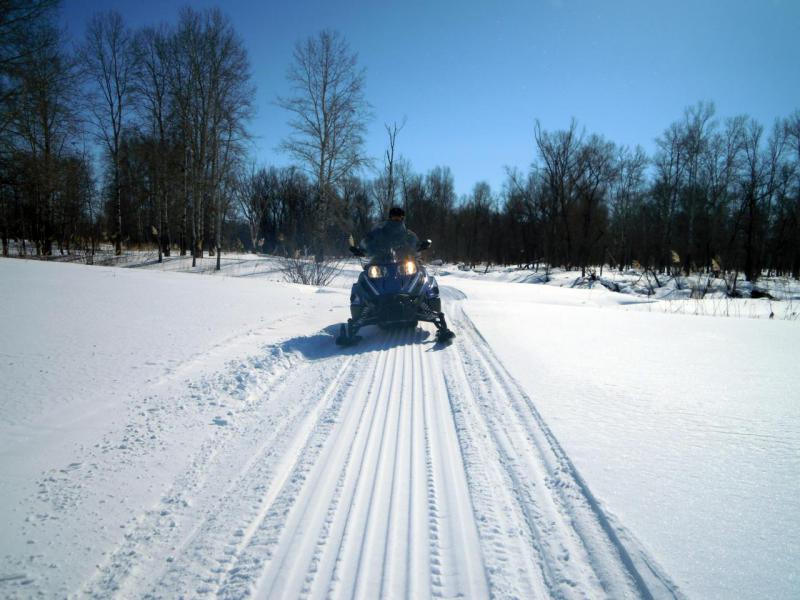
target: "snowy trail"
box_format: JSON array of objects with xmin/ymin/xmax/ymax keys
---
[{"xmin": 77, "ymin": 285, "xmax": 679, "ymax": 599}]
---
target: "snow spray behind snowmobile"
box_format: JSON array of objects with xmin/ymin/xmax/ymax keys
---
[{"xmin": 335, "ymin": 239, "xmax": 455, "ymax": 346}]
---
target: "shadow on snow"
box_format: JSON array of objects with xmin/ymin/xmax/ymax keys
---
[{"xmin": 278, "ymin": 323, "xmax": 447, "ymax": 361}]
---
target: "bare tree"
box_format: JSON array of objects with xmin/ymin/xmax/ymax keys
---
[
  {"xmin": 738, "ymin": 118, "xmax": 790, "ymax": 282},
  {"xmin": 652, "ymin": 121, "xmax": 687, "ymax": 272},
  {"xmin": 170, "ymin": 8, "xmax": 253, "ymax": 269},
  {"xmin": 277, "ymin": 29, "xmax": 371, "ymax": 260},
  {"xmin": 372, "ymin": 117, "xmax": 406, "ymax": 215},
  {"xmin": 573, "ymin": 134, "xmax": 617, "ymax": 277},
  {"xmin": 133, "ymin": 24, "xmax": 172, "ymax": 262},
  {"xmin": 384, "ymin": 119, "xmax": 404, "ymax": 209},
  {"xmin": 235, "ymin": 164, "xmax": 269, "ymax": 252},
  {"xmin": 423, "ymin": 165, "xmax": 456, "ymax": 259},
  {"xmin": 679, "ymin": 101, "xmax": 716, "ymax": 274},
  {"xmin": 6, "ymin": 18, "xmax": 80, "ymax": 255},
  {"xmin": 0, "ymin": 0, "xmax": 59, "ymax": 128},
  {"xmin": 609, "ymin": 146, "xmax": 647, "ymax": 270},
  {"xmin": 786, "ymin": 111, "xmax": 800, "ymax": 277},
  {"xmin": 1, "ymin": 1, "xmax": 60, "ymax": 256},
  {"xmin": 341, "ymin": 174, "xmax": 374, "ymax": 244},
  {"xmin": 464, "ymin": 181, "xmax": 494, "ymax": 268},
  {"xmin": 81, "ymin": 11, "xmax": 136, "ymax": 255},
  {"xmin": 502, "ymin": 166, "xmax": 539, "ymax": 268},
  {"xmin": 535, "ymin": 119, "xmax": 583, "ymax": 269}
]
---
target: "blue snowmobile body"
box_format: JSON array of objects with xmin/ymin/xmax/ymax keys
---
[{"xmin": 335, "ymin": 242, "xmax": 455, "ymax": 345}]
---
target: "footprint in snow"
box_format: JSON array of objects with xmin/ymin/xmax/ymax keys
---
[{"xmin": 212, "ymin": 417, "xmax": 229, "ymax": 426}]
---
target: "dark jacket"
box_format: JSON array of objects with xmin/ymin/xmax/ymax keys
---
[{"xmin": 360, "ymin": 220, "xmax": 419, "ymax": 258}]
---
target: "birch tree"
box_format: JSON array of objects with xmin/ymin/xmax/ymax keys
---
[
  {"xmin": 133, "ymin": 25, "xmax": 172, "ymax": 261},
  {"xmin": 277, "ymin": 29, "xmax": 371, "ymax": 260},
  {"xmin": 81, "ymin": 11, "xmax": 136, "ymax": 255},
  {"xmin": 171, "ymin": 8, "xmax": 252, "ymax": 268}
]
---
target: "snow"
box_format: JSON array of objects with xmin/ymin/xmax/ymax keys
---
[
  {"xmin": 1, "ymin": 256, "xmax": 798, "ymax": 599},
  {"xmin": 443, "ymin": 274, "xmax": 800, "ymax": 600},
  {"xmin": 0, "ymin": 258, "xmax": 344, "ymax": 595}
]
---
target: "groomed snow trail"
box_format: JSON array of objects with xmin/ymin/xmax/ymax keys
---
[{"xmin": 78, "ymin": 286, "xmax": 679, "ymax": 599}]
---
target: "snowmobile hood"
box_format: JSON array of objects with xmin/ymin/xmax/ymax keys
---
[{"xmin": 358, "ymin": 261, "xmax": 427, "ymax": 298}]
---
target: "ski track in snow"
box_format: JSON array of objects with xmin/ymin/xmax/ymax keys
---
[{"xmin": 72, "ymin": 285, "xmax": 682, "ymax": 599}]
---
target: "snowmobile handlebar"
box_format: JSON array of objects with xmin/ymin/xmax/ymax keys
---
[{"xmin": 351, "ymin": 239, "xmax": 429, "ymax": 258}]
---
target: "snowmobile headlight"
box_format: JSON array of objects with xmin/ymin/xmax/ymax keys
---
[
  {"xmin": 367, "ymin": 265, "xmax": 383, "ymax": 279},
  {"xmin": 404, "ymin": 260, "xmax": 417, "ymax": 276}
]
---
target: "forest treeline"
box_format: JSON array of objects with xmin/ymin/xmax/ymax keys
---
[{"xmin": 1, "ymin": 2, "xmax": 799, "ymax": 282}]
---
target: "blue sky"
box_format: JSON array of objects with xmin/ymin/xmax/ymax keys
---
[{"xmin": 61, "ymin": 0, "xmax": 800, "ymax": 198}]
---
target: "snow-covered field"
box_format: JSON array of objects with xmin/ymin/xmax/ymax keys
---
[{"xmin": 1, "ymin": 256, "xmax": 798, "ymax": 599}]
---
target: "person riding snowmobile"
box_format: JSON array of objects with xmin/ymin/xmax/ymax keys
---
[
  {"xmin": 358, "ymin": 206, "xmax": 419, "ymax": 259},
  {"xmin": 338, "ymin": 205, "xmax": 455, "ymax": 345}
]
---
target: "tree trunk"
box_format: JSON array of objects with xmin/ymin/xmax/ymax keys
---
[
  {"xmin": 179, "ymin": 203, "xmax": 186, "ymax": 256},
  {"xmin": 744, "ymin": 192, "xmax": 756, "ymax": 282},
  {"xmin": 216, "ymin": 210, "xmax": 222, "ymax": 271},
  {"xmin": 115, "ymin": 161, "xmax": 122, "ymax": 255},
  {"xmin": 0, "ymin": 198, "xmax": 7, "ymax": 257},
  {"xmin": 180, "ymin": 163, "xmax": 188, "ymax": 256},
  {"xmin": 191, "ymin": 191, "xmax": 197, "ymax": 267},
  {"xmin": 156, "ymin": 189, "xmax": 163, "ymax": 264},
  {"xmin": 215, "ymin": 187, "xmax": 223, "ymax": 271},
  {"xmin": 194, "ymin": 191, "xmax": 204, "ymax": 259},
  {"xmin": 1, "ymin": 206, "xmax": 7, "ymax": 257},
  {"xmin": 163, "ymin": 189, "xmax": 171, "ymax": 257},
  {"xmin": 314, "ymin": 187, "xmax": 327, "ymax": 263}
]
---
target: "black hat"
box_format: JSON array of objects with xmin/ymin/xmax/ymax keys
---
[{"xmin": 389, "ymin": 206, "xmax": 405, "ymax": 219}]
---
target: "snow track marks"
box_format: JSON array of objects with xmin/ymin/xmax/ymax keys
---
[{"xmin": 79, "ymin": 287, "xmax": 679, "ymax": 599}]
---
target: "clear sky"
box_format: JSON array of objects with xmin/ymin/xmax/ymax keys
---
[{"xmin": 60, "ymin": 0, "xmax": 800, "ymax": 198}]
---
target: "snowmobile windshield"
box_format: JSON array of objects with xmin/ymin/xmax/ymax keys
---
[
  {"xmin": 366, "ymin": 248, "xmax": 418, "ymax": 265},
  {"xmin": 361, "ymin": 220, "xmax": 419, "ymax": 260}
]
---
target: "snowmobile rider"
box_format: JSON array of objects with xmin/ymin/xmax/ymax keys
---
[{"xmin": 358, "ymin": 206, "xmax": 420, "ymax": 258}]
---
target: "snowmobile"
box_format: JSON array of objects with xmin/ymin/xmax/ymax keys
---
[{"xmin": 335, "ymin": 239, "xmax": 455, "ymax": 346}]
